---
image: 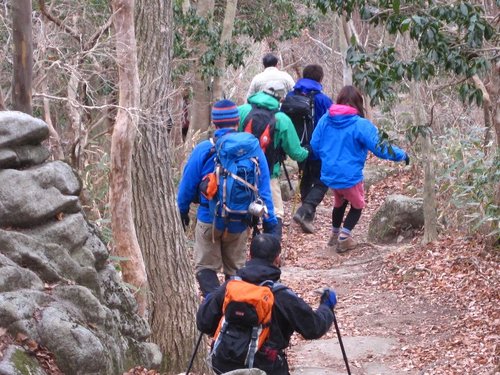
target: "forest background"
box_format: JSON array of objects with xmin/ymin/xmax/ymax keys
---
[{"xmin": 0, "ymin": 0, "xmax": 498, "ymax": 373}]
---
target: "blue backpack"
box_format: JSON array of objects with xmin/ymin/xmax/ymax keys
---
[{"xmin": 208, "ymin": 132, "xmax": 262, "ymax": 224}]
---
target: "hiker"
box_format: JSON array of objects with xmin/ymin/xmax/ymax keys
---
[
  {"xmin": 281, "ymin": 64, "xmax": 333, "ymax": 234},
  {"xmin": 196, "ymin": 233, "xmax": 336, "ymax": 375},
  {"xmin": 246, "ymin": 53, "xmax": 295, "ymax": 99},
  {"xmin": 311, "ymin": 85, "xmax": 409, "ymax": 253},
  {"xmin": 239, "ymin": 82, "xmax": 309, "ymax": 240},
  {"xmin": 177, "ymin": 99, "xmax": 278, "ymax": 297}
]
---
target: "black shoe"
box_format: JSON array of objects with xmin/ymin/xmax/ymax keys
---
[{"xmin": 293, "ymin": 206, "xmax": 315, "ymax": 234}]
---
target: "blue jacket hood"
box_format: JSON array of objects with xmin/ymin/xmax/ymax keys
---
[{"xmin": 293, "ymin": 78, "xmax": 323, "ymax": 93}]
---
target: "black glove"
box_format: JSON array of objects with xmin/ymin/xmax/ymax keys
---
[
  {"xmin": 180, "ymin": 211, "xmax": 190, "ymax": 231},
  {"xmin": 320, "ymin": 288, "xmax": 337, "ymax": 310},
  {"xmin": 404, "ymin": 154, "xmax": 410, "ymax": 166}
]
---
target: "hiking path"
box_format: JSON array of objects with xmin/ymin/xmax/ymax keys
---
[{"xmin": 280, "ymin": 161, "xmax": 498, "ymax": 375}]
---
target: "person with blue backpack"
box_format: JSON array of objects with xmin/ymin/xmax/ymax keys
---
[
  {"xmin": 281, "ymin": 64, "xmax": 333, "ymax": 234},
  {"xmin": 177, "ymin": 99, "xmax": 278, "ymax": 297},
  {"xmin": 311, "ymin": 86, "xmax": 409, "ymax": 253},
  {"xmin": 239, "ymin": 82, "xmax": 309, "ymax": 240}
]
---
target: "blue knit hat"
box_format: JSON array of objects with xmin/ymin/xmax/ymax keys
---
[{"xmin": 211, "ymin": 99, "xmax": 239, "ymax": 127}]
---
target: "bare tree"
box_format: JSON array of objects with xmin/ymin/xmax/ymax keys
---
[
  {"xmin": 212, "ymin": 0, "xmax": 238, "ymax": 99},
  {"xmin": 12, "ymin": 0, "xmax": 33, "ymax": 114},
  {"xmin": 188, "ymin": 0, "xmax": 215, "ymax": 134},
  {"xmin": 134, "ymin": 0, "xmax": 205, "ymax": 372},
  {"xmin": 110, "ymin": 0, "xmax": 148, "ymax": 315}
]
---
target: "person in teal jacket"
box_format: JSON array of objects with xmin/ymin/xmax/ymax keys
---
[
  {"xmin": 311, "ymin": 86, "xmax": 409, "ymax": 253},
  {"xmin": 239, "ymin": 83, "xmax": 308, "ymax": 239}
]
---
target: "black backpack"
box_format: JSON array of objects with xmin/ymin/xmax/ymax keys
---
[
  {"xmin": 242, "ymin": 105, "xmax": 280, "ymax": 173},
  {"xmin": 280, "ymin": 90, "xmax": 319, "ymax": 146}
]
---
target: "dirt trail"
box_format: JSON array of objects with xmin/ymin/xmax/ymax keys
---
[{"xmin": 278, "ymin": 168, "xmax": 453, "ymax": 375}]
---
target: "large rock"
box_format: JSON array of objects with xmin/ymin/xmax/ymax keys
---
[
  {"xmin": 368, "ymin": 194, "xmax": 424, "ymax": 243},
  {"xmin": 0, "ymin": 162, "xmax": 81, "ymax": 227},
  {"xmin": 0, "ymin": 345, "xmax": 47, "ymax": 375},
  {"xmin": 0, "ymin": 111, "xmax": 49, "ymax": 148},
  {"xmin": 0, "ymin": 112, "xmax": 161, "ymax": 374}
]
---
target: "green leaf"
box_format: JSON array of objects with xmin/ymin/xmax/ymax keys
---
[{"xmin": 393, "ymin": 0, "xmax": 400, "ymax": 13}]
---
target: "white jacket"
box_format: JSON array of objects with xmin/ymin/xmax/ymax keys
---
[{"xmin": 246, "ymin": 67, "xmax": 295, "ymax": 99}]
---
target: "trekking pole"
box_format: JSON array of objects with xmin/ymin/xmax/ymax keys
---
[
  {"xmin": 332, "ymin": 309, "xmax": 351, "ymax": 375},
  {"xmin": 280, "ymin": 160, "xmax": 293, "ymax": 191},
  {"xmin": 185, "ymin": 331, "xmax": 203, "ymax": 375}
]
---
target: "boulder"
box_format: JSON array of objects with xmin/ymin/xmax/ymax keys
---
[
  {"xmin": 280, "ymin": 179, "xmax": 299, "ymax": 202},
  {"xmin": 0, "ymin": 345, "xmax": 47, "ymax": 375},
  {"xmin": 0, "ymin": 145, "xmax": 50, "ymax": 169},
  {"xmin": 0, "ymin": 111, "xmax": 48, "ymax": 148},
  {"xmin": 0, "ymin": 162, "xmax": 81, "ymax": 228},
  {"xmin": 0, "ymin": 112, "xmax": 161, "ymax": 374},
  {"xmin": 368, "ymin": 194, "xmax": 424, "ymax": 243}
]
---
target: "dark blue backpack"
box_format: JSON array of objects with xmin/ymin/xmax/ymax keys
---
[{"xmin": 209, "ymin": 132, "xmax": 262, "ymax": 223}]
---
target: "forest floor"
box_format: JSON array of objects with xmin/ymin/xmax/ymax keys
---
[{"xmin": 280, "ymin": 160, "xmax": 499, "ymax": 375}]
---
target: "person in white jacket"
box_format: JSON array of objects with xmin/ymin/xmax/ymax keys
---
[{"xmin": 246, "ymin": 53, "xmax": 295, "ymax": 99}]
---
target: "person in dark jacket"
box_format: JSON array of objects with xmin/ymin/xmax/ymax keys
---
[
  {"xmin": 196, "ymin": 234, "xmax": 336, "ymax": 375},
  {"xmin": 287, "ymin": 64, "xmax": 333, "ymax": 234},
  {"xmin": 177, "ymin": 100, "xmax": 278, "ymax": 297}
]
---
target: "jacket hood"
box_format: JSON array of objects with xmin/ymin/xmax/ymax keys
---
[
  {"xmin": 247, "ymin": 91, "xmax": 280, "ymax": 110},
  {"xmin": 237, "ymin": 258, "xmax": 281, "ymax": 283},
  {"xmin": 293, "ymin": 78, "xmax": 323, "ymax": 93},
  {"xmin": 329, "ymin": 104, "xmax": 358, "ymax": 116}
]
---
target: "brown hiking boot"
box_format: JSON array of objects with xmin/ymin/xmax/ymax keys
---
[
  {"xmin": 327, "ymin": 232, "xmax": 339, "ymax": 247},
  {"xmin": 337, "ymin": 236, "xmax": 357, "ymax": 253},
  {"xmin": 293, "ymin": 209, "xmax": 315, "ymax": 234}
]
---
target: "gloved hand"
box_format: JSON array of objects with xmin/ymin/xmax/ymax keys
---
[
  {"xmin": 262, "ymin": 221, "xmax": 277, "ymax": 236},
  {"xmin": 180, "ymin": 211, "xmax": 190, "ymax": 231},
  {"xmin": 404, "ymin": 154, "xmax": 410, "ymax": 166},
  {"xmin": 320, "ymin": 288, "xmax": 337, "ymax": 310}
]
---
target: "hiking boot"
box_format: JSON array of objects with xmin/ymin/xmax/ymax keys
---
[
  {"xmin": 293, "ymin": 205, "xmax": 315, "ymax": 234},
  {"xmin": 337, "ymin": 236, "xmax": 357, "ymax": 253},
  {"xmin": 327, "ymin": 232, "xmax": 339, "ymax": 247}
]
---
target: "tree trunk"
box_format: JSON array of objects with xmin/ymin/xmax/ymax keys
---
[
  {"xmin": 12, "ymin": 0, "xmax": 33, "ymax": 114},
  {"xmin": 188, "ymin": 0, "xmax": 215, "ymax": 135},
  {"xmin": 134, "ymin": 0, "xmax": 206, "ymax": 372},
  {"xmin": 212, "ymin": 0, "xmax": 238, "ymax": 99},
  {"xmin": 339, "ymin": 15, "xmax": 353, "ymax": 86},
  {"xmin": 412, "ymin": 83, "xmax": 438, "ymax": 243},
  {"xmin": 110, "ymin": 0, "xmax": 148, "ymax": 315}
]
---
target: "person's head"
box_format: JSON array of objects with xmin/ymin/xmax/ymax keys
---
[
  {"xmin": 262, "ymin": 53, "xmax": 278, "ymax": 68},
  {"xmin": 302, "ymin": 64, "xmax": 324, "ymax": 83},
  {"xmin": 250, "ymin": 234, "xmax": 281, "ymax": 265},
  {"xmin": 262, "ymin": 81, "xmax": 286, "ymax": 101},
  {"xmin": 211, "ymin": 99, "xmax": 240, "ymax": 128},
  {"xmin": 336, "ymin": 85, "xmax": 365, "ymax": 118}
]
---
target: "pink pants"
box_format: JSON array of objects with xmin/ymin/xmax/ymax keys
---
[{"xmin": 332, "ymin": 181, "xmax": 365, "ymax": 209}]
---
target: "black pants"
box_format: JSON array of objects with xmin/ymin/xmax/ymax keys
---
[{"xmin": 298, "ymin": 159, "xmax": 328, "ymax": 216}]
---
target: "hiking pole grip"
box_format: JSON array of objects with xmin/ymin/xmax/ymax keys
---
[
  {"xmin": 185, "ymin": 331, "xmax": 203, "ymax": 375},
  {"xmin": 332, "ymin": 310, "xmax": 351, "ymax": 375}
]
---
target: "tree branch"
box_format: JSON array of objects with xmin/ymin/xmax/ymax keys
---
[{"xmin": 38, "ymin": 0, "xmax": 81, "ymax": 43}]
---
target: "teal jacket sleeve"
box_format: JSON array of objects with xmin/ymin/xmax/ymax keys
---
[{"xmin": 275, "ymin": 112, "xmax": 308, "ymax": 162}]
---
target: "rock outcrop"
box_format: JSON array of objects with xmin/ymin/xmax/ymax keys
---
[
  {"xmin": 0, "ymin": 111, "xmax": 161, "ymax": 374},
  {"xmin": 368, "ymin": 194, "xmax": 424, "ymax": 243}
]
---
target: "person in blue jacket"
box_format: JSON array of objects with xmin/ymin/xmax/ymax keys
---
[
  {"xmin": 177, "ymin": 99, "xmax": 278, "ymax": 296},
  {"xmin": 285, "ymin": 64, "xmax": 333, "ymax": 234},
  {"xmin": 311, "ymin": 86, "xmax": 409, "ymax": 253}
]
